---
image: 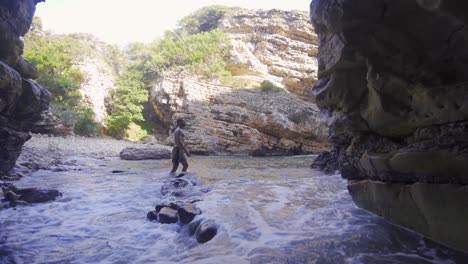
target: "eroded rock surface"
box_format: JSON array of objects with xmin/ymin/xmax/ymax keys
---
[
  {"xmin": 0, "ymin": 0, "xmax": 49, "ymax": 174},
  {"xmin": 150, "ymin": 77, "xmax": 327, "ymax": 156},
  {"xmin": 310, "ymin": 0, "xmax": 468, "ymax": 253},
  {"xmin": 221, "ymin": 9, "xmax": 318, "ymax": 96}
]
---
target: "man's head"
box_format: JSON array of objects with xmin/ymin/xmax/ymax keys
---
[{"xmin": 176, "ymin": 118, "xmax": 186, "ymax": 128}]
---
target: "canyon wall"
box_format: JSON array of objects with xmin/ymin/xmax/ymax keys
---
[
  {"xmin": 150, "ymin": 76, "xmax": 327, "ymax": 156},
  {"xmin": 0, "ymin": 0, "xmax": 49, "ymax": 174},
  {"xmin": 221, "ymin": 9, "xmax": 318, "ymax": 97},
  {"xmin": 310, "ymin": 0, "xmax": 468, "ymax": 253},
  {"xmin": 149, "ymin": 9, "xmax": 327, "ymax": 155}
]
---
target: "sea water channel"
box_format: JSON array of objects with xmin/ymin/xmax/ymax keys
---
[{"xmin": 1, "ymin": 155, "xmax": 467, "ymax": 263}]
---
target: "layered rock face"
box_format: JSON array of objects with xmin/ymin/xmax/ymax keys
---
[
  {"xmin": 78, "ymin": 58, "xmax": 115, "ymax": 123},
  {"xmin": 221, "ymin": 9, "xmax": 318, "ymax": 97},
  {"xmin": 310, "ymin": 0, "xmax": 468, "ymax": 253},
  {"xmin": 150, "ymin": 77, "xmax": 327, "ymax": 155},
  {"xmin": 0, "ymin": 0, "xmax": 49, "ymax": 174}
]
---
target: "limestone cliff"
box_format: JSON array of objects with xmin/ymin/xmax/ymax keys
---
[
  {"xmin": 310, "ymin": 0, "xmax": 468, "ymax": 253},
  {"xmin": 0, "ymin": 0, "xmax": 49, "ymax": 174},
  {"xmin": 147, "ymin": 9, "xmax": 326, "ymax": 155},
  {"xmin": 150, "ymin": 76, "xmax": 327, "ymax": 156},
  {"xmin": 75, "ymin": 36, "xmax": 119, "ymax": 123},
  {"xmin": 221, "ymin": 9, "xmax": 318, "ymax": 97}
]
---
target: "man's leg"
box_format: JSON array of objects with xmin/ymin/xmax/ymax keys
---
[
  {"xmin": 170, "ymin": 162, "xmax": 179, "ymax": 173},
  {"xmin": 181, "ymin": 160, "xmax": 189, "ymax": 172}
]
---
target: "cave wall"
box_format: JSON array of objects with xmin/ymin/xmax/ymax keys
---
[
  {"xmin": 0, "ymin": 0, "xmax": 50, "ymax": 174},
  {"xmin": 310, "ymin": 0, "xmax": 468, "ymax": 253}
]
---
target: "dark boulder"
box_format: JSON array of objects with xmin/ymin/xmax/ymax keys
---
[
  {"xmin": 195, "ymin": 219, "xmax": 218, "ymax": 243},
  {"xmin": 155, "ymin": 202, "xmax": 178, "ymax": 213},
  {"xmin": 158, "ymin": 207, "xmax": 178, "ymax": 224},
  {"xmin": 147, "ymin": 210, "xmax": 158, "ymax": 221},
  {"xmin": 16, "ymin": 188, "xmax": 61, "ymax": 203},
  {"xmin": 177, "ymin": 202, "xmax": 201, "ymax": 224},
  {"xmin": 311, "ymin": 150, "xmax": 338, "ymax": 173},
  {"xmin": 4, "ymin": 190, "xmax": 20, "ymax": 202},
  {"xmin": 188, "ymin": 218, "xmax": 203, "ymax": 236}
]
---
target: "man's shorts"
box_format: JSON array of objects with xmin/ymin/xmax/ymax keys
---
[{"xmin": 172, "ymin": 147, "xmax": 187, "ymax": 164}]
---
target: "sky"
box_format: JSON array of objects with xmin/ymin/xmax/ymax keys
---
[{"xmin": 35, "ymin": 0, "xmax": 310, "ymax": 46}]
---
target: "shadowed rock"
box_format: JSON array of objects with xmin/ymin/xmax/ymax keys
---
[
  {"xmin": 158, "ymin": 207, "xmax": 178, "ymax": 224},
  {"xmin": 177, "ymin": 202, "xmax": 201, "ymax": 224},
  {"xmin": 195, "ymin": 219, "xmax": 218, "ymax": 243},
  {"xmin": 16, "ymin": 188, "xmax": 61, "ymax": 203}
]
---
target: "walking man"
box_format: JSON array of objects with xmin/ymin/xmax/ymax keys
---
[{"xmin": 170, "ymin": 118, "xmax": 191, "ymax": 176}]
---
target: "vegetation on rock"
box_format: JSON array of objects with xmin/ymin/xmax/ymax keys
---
[
  {"xmin": 105, "ymin": 6, "xmax": 236, "ymax": 138},
  {"xmin": 23, "ymin": 17, "xmax": 119, "ymax": 137}
]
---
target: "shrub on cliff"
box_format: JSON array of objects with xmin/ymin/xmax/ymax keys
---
[
  {"xmin": 259, "ymin": 80, "xmax": 283, "ymax": 93},
  {"xmin": 177, "ymin": 5, "xmax": 241, "ymax": 35},
  {"xmin": 105, "ymin": 69, "xmax": 147, "ymax": 139},
  {"xmin": 74, "ymin": 107, "xmax": 99, "ymax": 137}
]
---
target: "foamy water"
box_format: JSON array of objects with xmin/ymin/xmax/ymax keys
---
[{"xmin": 0, "ymin": 156, "xmax": 466, "ymax": 263}]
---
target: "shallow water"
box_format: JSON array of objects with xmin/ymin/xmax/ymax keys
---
[{"xmin": 0, "ymin": 155, "xmax": 467, "ymax": 264}]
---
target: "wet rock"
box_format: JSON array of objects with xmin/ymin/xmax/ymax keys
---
[
  {"xmin": 155, "ymin": 202, "xmax": 178, "ymax": 213},
  {"xmin": 16, "ymin": 188, "xmax": 61, "ymax": 203},
  {"xmin": 158, "ymin": 207, "xmax": 178, "ymax": 224},
  {"xmin": 171, "ymin": 179, "xmax": 189, "ymax": 188},
  {"xmin": 161, "ymin": 179, "xmax": 191, "ymax": 196},
  {"xmin": 4, "ymin": 191, "xmax": 20, "ymax": 202},
  {"xmin": 52, "ymin": 167, "xmax": 67, "ymax": 172},
  {"xmin": 9, "ymin": 200, "xmax": 29, "ymax": 207},
  {"xmin": 188, "ymin": 219, "xmax": 203, "ymax": 236},
  {"xmin": 119, "ymin": 147, "xmax": 171, "ymax": 160},
  {"xmin": 147, "ymin": 210, "xmax": 158, "ymax": 221},
  {"xmin": 177, "ymin": 202, "xmax": 201, "ymax": 224},
  {"xmin": 195, "ymin": 219, "xmax": 218, "ymax": 243},
  {"xmin": 311, "ymin": 150, "xmax": 338, "ymax": 173}
]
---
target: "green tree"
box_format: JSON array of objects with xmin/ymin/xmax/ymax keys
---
[{"xmin": 105, "ymin": 69, "xmax": 148, "ymax": 138}]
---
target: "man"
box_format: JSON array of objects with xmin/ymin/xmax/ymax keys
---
[{"xmin": 170, "ymin": 118, "xmax": 191, "ymax": 176}]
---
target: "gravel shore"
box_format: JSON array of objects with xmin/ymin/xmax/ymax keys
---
[{"xmin": 10, "ymin": 134, "xmax": 171, "ymax": 177}]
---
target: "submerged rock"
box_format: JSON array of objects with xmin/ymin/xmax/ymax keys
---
[
  {"xmin": 177, "ymin": 202, "xmax": 201, "ymax": 224},
  {"xmin": 16, "ymin": 188, "xmax": 61, "ymax": 203},
  {"xmin": 147, "ymin": 210, "xmax": 158, "ymax": 221},
  {"xmin": 158, "ymin": 207, "xmax": 178, "ymax": 224},
  {"xmin": 119, "ymin": 147, "xmax": 171, "ymax": 160},
  {"xmin": 4, "ymin": 191, "xmax": 20, "ymax": 202},
  {"xmin": 195, "ymin": 219, "xmax": 218, "ymax": 243}
]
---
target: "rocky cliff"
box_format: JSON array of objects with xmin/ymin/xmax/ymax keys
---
[
  {"xmin": 310, "ymin": 0, "xmax": 468, "ymax": 253},
  {"xmin": 221, "ymin": 9, "xmax": 318, "ymax": 97},
  {"xmin": 148, "ymin": 9, "xmax": 326, "ymax": 155},
  {"xmin": 0, "ymin": 0, "xmax": 49, "ymax": 174},
  {"xmin": 150, "ymin": 76, "xmax": 327, "ymax": 156}
]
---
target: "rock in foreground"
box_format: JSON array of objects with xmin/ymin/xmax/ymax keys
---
[
  {"xmin": 119, "ymin": 147, "xmax": 171, "ymax": 160},
  {"xmin": 310, "ymin": 0, "xmax": 468, "ymax": 254}
]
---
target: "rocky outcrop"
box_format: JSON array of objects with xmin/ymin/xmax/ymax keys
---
[
  {"xmin": 77, "ymin": 50, "xmax": 117, "ymax": 123},
  {"xmin": 119, "ymin": 147, "xmax": 171, "ymax": 160},
  {"xmin": 0, "ymin": 0, "xmax": 49, "ymax": 174},
  {"xmin": 221, "ymin": 9, "xmax": 318, "ymax": 97},
  {"xmin": 310, "ymin": 0, "xmax": 468, "ymax": 253},
  {"xmin": 150, "ymin": 76, "xmax": 327, "ymax": 156}
]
